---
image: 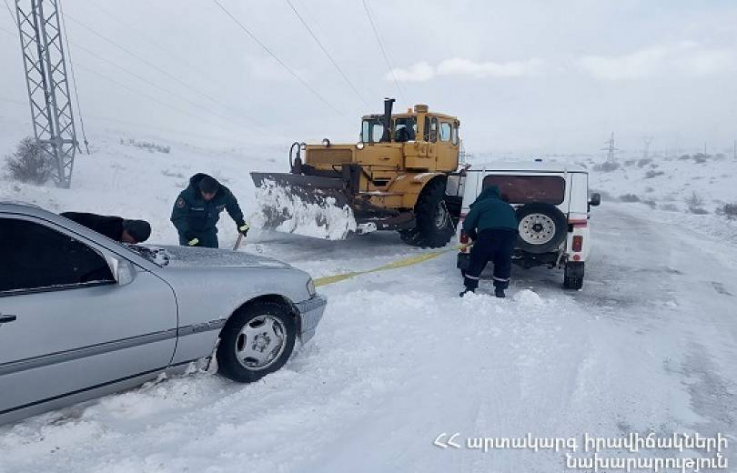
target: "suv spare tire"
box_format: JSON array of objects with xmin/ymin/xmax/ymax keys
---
[{"xmin": 515, "ymin": 203, "xmax": 567, "ymax": 254}]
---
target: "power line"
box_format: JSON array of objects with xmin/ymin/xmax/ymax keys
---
[
  {"xmin": 285, "ymin": 0, "xmax": 368, "ymax": 107},
  {"xmin": 73, "ymin": 62, "xmax": 290, "ymax": 143},
  {"xmin": 63, "ymin": 12, "xmax": 261, "ymax": 128},
  {"xmin": 85, "ymin": 2, "xmax": 255, "ymax": 124},
  {"xmin": 361, "ymin": 0, "xmax": 406, "ymax": 104},
  {"xmin": 2, "ymin": 0, "xmax": 16, "ymax": 27},
  {"xmin": 210, "ymin": 0, "xmax": 348, "ymax": 119},
  {"xmin": 74, "ymin": 62, "xmax": 245, "ymax": 134},
  {"xmin": 0, "ymin": 96, "xmax": 26, "ymax": 106},
  {"xmin": 0, "ymin": 94, "xmax": 269, "ymax": 147},
  {"xmin": 58, "ymin": 0, "xmax": 89, "ymax": 154},
  {"xmin": 70, "ymin": 40, "xmax": 265, "ymax": 129}
]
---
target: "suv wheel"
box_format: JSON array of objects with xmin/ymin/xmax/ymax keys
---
[
  {"xmin": 217, "ymin": 301, "xmax": 297, "ymax": 383},
  {"xmin": 563, "ymin": 261, "xmax": 585, "ymax": 290},
  {"xmin": 399, "ymin": 179, "xmax": 454, "ymax": 248},
  {"xmin": 515, "ymin": 203, "xmax": 567, "ymax": 254}
]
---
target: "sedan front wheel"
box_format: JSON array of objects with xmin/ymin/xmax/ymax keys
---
[{"xmin": 217, "ymin": 301, "xmax": 297, "ymax": 383}]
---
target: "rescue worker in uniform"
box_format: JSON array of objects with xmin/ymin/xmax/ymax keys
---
[
  {"xmin": 460, "ymin": 185, "xmax": 518, "ymax": 298},
  {"xmin": 61, "ymin": 212, "xmax": 151, "ymax": 244},
  {"xmin": 171, "ymin": 173, "xmax": 249, "ymax": 248}
]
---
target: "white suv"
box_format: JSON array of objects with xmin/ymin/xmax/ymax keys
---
[{"xmin": 451, "ymin": 161, "xmax": 601, "ymax": 290}]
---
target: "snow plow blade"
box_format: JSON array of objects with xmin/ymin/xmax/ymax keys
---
[{"xmin": 250, "ymin": 172, "xmax": 357, "ymax": 240}]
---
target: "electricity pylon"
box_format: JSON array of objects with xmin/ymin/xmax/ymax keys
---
[
  {"xmin": 602, "ymin": 132, "xmax": 618, "ymax": 162},
  {"xmin": 14, "ymin": 0, "xmax": 77, "ymax": 188},
  {"xmin": 643, "ymin": 136, "xmax": 653, "ymax": 159}
]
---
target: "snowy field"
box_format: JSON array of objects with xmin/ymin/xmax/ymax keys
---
[{"xmin": 1, "ymin": 125, "xmax": 736, "ymax": 472}]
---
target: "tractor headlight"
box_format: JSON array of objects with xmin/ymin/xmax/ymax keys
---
[
  {"xmin": 356, "ymin": 141, "xmax": 365, "ymax": 150},
  {"xmin": 306, "ymin": 278, "xmax": 316, "ymax": 297},
  {"xmin": 322, "ymin": 138, "xmax": 331, "ymax": 147}
]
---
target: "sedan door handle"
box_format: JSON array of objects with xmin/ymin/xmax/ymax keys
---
[{"xmin": 0, "ymin": 314, "xmax": 17, "ymax": 323}]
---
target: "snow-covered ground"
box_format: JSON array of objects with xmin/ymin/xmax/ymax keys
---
[{"xmin": 1, "ymin": 129, "xmax": 736, "ymax": 472}]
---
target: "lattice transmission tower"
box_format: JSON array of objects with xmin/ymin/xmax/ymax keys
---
[
  {"xmin": 602, "ymin": 132, "xmax": 619, "ymax": 162},
  {"xmin": 14, "ymin": 0, "xmax": 78, "ymax": 188}
]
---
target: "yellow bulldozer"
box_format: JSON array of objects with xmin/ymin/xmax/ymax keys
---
[{"xmin": 251, "ymin": 99, "xmax": 463, "ymax": 247}]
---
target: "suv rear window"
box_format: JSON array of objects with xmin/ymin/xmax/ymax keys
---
[{"xmin": 482, "ymin": 175, "xmax": 565, "ymax": 205}]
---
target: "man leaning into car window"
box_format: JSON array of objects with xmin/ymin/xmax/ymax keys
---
[
  {"xmin": 61, "ymin": 212, "xmax": 151, "ymax": 244},
  {"xmin": 460, "ymin": 186, "xmax": 518, "ymax": 298}
]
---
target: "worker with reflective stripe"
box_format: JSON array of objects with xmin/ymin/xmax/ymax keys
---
[{"xmin": 460, "ymin": 185, "xmax": 518, "ymax": 298}]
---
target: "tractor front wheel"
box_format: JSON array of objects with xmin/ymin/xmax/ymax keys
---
[{"xmin": 399, "ymin": 179, "xmax": 455, "ymax": 248}]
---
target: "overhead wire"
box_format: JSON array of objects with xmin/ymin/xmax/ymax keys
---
[
  {"xmin": 63, "ymin": 12, "xmax": 262, "ymax": 128},
  {"xmin": 1, "ymin": 4, "xmax": 264, "ymax": 142},
  {"xmin": 360, "ymin": 0, "xmax": 406, "ymax": 104},
  {"xmin": 285, "ymin": 0, "xmax": 368, "ymax": 107},
  {"xmin": 70, "ymin": 40, "xmax": 265, "ymax": 129},
  {"xmin": 85, "ymin": 2, "xmax": 256, "ymax": 124},
  {"xmin": 73, "ymin": 63, "xmax": 246, "ymax": 134},
  {"xmin": 2, "ymin": 0, "xmax": 16, "ymax": 27},
  {"xmin": 0, "ymin": 4, "xmax": 291, "ymax": 146},
  {"xmin": 0, "ymin": 95, "xmax": 270, "ymax": 152},
  {"xmin": 58, "ymin": 0, "xmax": 89, "ymax": 153},
  {"xmin": 210, "ymin": 0, "xmax": 348, "ymax": 120}
]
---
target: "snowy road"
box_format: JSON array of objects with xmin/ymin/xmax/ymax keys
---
[{"xmin": 1, "ymin": 204, "xmax": 735, "ymax": 473}]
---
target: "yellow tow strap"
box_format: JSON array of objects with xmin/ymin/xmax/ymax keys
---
[{"xmin": 314, "ymin": 244, "xmax": 468, "ymax": 287}]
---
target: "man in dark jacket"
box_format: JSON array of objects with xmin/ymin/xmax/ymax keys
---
[
  {"xmin": 460, "ymin": 185, "xmax": 518, "ymax": 298},
  {"xmin": 61, "ymin": 212, "xmax": 152, "ymax": 244},
  {"xmin": 171, "ymin": 173, "xmax": 249, "ymax": 248}
]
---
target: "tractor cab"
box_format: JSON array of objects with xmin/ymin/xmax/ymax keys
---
[{"xmin": 360, "ymin": 104, "xmax": 461, "ymax": 150}]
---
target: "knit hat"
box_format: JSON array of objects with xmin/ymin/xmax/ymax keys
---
[{"xmin": 123, "ymin": 219, "xmax": 152, "ymax": 243}]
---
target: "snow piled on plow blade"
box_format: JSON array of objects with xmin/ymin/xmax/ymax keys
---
[{"xmin": 251, "ymin": 179, "xmax": 357, "ymax": 240}]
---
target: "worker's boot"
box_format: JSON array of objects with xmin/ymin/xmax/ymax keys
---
[
  {"xmin": 494, "ymin": 288, "xmax": 506, "ymax": 298},
  {"xmin": 459, "ymin": 288, "xmax": 474, "ymax": 297}
]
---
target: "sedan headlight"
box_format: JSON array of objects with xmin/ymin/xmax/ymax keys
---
[{"xmin": 306, "ymin": 278, "xmax": 316, "ymax": 297}]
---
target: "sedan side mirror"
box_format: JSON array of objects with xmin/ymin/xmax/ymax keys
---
[
  {"xmin": 107, "ymin": 256, "xmax": 136, "ymax": 286},
  {"xmin": 589, "ymin": 193, "xmax": 601, "ymax": 207}
]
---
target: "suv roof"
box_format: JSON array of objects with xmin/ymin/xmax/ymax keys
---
[{"xmin": 468, "ymin": 160, "xmax": 588, "ymax": 173}]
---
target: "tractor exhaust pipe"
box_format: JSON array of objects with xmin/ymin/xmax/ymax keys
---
[{"xmin": 380, "ymin": 98, "xmax": 395, "ymax": 142}]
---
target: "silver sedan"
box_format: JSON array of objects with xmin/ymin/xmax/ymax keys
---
[{"xmin": 0, "ymin": 202, "xmax": 326, "ymax": 425}]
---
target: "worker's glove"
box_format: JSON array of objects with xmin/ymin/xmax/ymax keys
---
[
  {"xmin": 184, "ymin": 232, "xmax": 200, "ymax": 246},
  {"xmin": 237, "ymin": 222, "xmax": 250, "ymax": 237}
]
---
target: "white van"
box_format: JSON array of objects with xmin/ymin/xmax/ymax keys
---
[{"xmin": 452, "ymin": 161, "xmax": 601, "ymax": 289}]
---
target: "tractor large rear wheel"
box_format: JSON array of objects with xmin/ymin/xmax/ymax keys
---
[{"xmin": 399, "ymin": 179, "xmax": 454, "ymax": 248}]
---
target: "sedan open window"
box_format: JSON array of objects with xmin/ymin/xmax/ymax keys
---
[{"xmin": 0, "ymin": 217, "xmax": 115, "ymax": 294}]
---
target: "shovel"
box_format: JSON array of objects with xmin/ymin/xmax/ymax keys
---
[{"xmin": 233, "ymin": 233, "xmax": 245, "ymax": 251}]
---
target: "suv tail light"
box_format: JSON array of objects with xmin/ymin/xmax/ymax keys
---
[
  {"xmin": 568, "ymin": 218, "xmax": 587, "ymax": 228},
  {"xmin": 572, "ymin": 235, "xmax": 583, "ymax": 252}
]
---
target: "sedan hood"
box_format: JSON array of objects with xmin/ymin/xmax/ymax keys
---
[{"xmin": 132, "ymin": 245, "xmax": 291, "ymax": 269}]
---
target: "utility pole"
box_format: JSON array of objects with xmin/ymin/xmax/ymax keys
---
[
  {"xmin": 14, "ymin": 0, "xmax": 77, "ymax": 188},
  {"xmin": 643, "ymin": 136, "xmax": 653, "ymax": 160},
  {"xmin": 602, "ymin": 132, "xmax": 618, "ymax": 162},
  {"xmin": 733, "ymin": 140, "xmax": 736, "ymax": 161}
]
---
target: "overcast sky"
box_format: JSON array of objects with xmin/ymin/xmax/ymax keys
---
[{"xmin": 1, "ymin": 0, "xmax": 736, "ymax": 155}]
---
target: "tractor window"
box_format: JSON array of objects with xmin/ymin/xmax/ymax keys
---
[
  {"xmin": 452, "ymin": 124, "xmax": 459, "ymax": 145},
  {"xmin": 482, "ymin": 175, "xmax": 566, "ymax": 205},
  {"xmin": 394, "ymin": 117, "xmax": 416, "ymax": 142},
  {"xmin": 440, "ymin": 122, "xmax": 452, "ymax": 142},
  {"xmin": 362, "ymin": 119, "xmax": 385, "ymax": 143},
  {"xmin": 424, "ymin": 117, "xmax": 438, "ymax": 142}
]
